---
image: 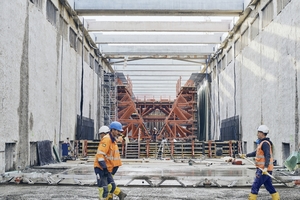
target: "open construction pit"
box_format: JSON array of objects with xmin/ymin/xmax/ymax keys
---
[{"xmin": 0, "ymin": 158, "xmax": 299, "ymax": 200}]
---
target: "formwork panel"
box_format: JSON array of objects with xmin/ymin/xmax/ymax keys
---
[
  {"xmin": 30, "ymin": 142, "xmax": 38, "ymax": 166},
  {"xmin": 5, "ymin": 143, "xmax": 16, "ymax": 171}
]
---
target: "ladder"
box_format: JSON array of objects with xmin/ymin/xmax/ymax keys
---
[{"xmin": 156, "ymin": 139, "xmax": 173, "ymax": 160}]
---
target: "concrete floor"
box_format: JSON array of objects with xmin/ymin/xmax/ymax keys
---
[
  {"xmin": 0, "ymin": 158, "xmax": 299, "ymax": 200},
  {"xmin": 0, "ymin": 185, "xmax": 299, "ymax": 200}
]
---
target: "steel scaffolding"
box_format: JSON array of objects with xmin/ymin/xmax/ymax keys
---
[{"xmin": 102, "ymin": 73, "xmax": 116, "ymax": 125}]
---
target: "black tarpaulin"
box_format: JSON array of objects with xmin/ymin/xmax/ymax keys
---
[{"xmin": 37, "ymin": 140, "xmax": 55, "ymax": 166}]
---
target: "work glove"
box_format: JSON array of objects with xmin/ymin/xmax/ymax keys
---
[
  {"xmin": 262, "ymin": 167, "xmax": 268, "ymax": 175},
  {"xmin": 239, "ymin": 154, "xmax": 246, "ymax": 159},
  {"xmin": 112, "ymin": 166, "xmax": 119, "ymax": 176}
]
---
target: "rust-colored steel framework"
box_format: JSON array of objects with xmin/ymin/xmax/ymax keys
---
[
  {"xmin": 135, "ymin": 98, "xmax": 173, "ymax": 140},
  {"xmin": 157, "ymin": 79, "xmax": 197, "ymax": 140},
  {"xmin": 116, "ymin": 77, "xmax": 150, "ymax": 139},
  {"xmin": 116, "ymin": 75, "xmax": 198, "ymax": 140}
]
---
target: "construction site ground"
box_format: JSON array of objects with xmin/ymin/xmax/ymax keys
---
[{"xmin": 0, "ymin": 158, "xmax": 299, "ymax": 200}]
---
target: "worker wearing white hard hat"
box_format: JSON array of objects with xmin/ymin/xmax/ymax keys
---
[
  {"xmin": 98, "ymin": 125, "xmax": 110, "ymax": 140},
  {"xmin": 240, "ymin": 125, "xmax": 280, "ymax": 200}
]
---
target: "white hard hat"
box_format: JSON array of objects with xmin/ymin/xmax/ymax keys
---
[
  {"xmin": 99, "ymin": 126, "xmax": 110, "ymax": 133},
  {"xmin": 257, "ymin": 125, "xmax": 269, "ymax": 134}
]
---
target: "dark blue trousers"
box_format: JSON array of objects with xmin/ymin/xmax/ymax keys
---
[
  {"xmin": 251, "ymin": 168, "xmax": 277, "ymax": 195},
  {"xmin": 94, "ymin": 167, "xmax": 115, "ymax": 198}
]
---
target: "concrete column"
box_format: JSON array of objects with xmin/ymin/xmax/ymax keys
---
[{"xmin": 17, "ymin": 2, "xmax": 30, "ymax": 170}]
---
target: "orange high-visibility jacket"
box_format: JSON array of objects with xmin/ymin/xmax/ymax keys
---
[
  {"xmin": 255, "ymin": 140, "xmax": 273, "ymax": 171},
  {"xmin": 94, "ymin": 134, "xmax": 122, "ymax": 172}
]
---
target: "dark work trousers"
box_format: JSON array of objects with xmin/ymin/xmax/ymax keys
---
[
  {"xmin": 94, "ymin": 167, "xmax": 115, "ymax": 198},
  {"xmin": 251, "ymin": 168, "xmax": 277, "ymax": 195}
]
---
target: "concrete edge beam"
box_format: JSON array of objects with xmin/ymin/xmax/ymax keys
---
[
  {"xmin": 107, "ymin": 55, "xmax": 208, "ymax": 59},
  {"xmin": 110, "ymin": 58, "xmax": 205, "ymax": 65},
  {"xmin": 99, "ymin": 44, "xmax": 216, "ymax": 56},
  {"xmin": 114, "ymin": 65, "xmax": 202, "ymax": 71},
  {"xmin": 88, "ymin": 21, "xmax": 231, "ymax": 32},
  {"xmin": 94, "ymin": 33, "xmax": 223, "ymax": 44},
  {"xmin": 74, "ymin": 0, "xmax": 244, "ymax": 16}
]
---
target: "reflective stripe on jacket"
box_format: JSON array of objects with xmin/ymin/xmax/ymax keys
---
[
  {"xmin": 255, "ymin": 140, "xmax": 273, "ymax": 171},
  {"xmin": 94, "ymin": 134, "xmax": 122, "ymax": 172}
]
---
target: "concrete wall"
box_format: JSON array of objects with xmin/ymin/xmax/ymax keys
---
[
  {"xmin": 0, "ymin": 0, "xmax": 111, "ymax": 173},
  {"xmin": 0, "ymin": 142, "xmax": 4, "ymax": 173},
  {"xmin": 209, "ymin": 0, "xmax": 299, "ymax": 165}
]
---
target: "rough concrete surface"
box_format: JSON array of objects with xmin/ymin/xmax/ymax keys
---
[
  {"xmin": 0, "ymin": 185, "xmax": 299, "ymax": 200},
  {"xmin": 0, "ymin": 159, "xmax": 299, "ymax": 200}
]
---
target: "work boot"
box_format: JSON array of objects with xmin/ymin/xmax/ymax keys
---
[
  {"xmin": 117, "ymin": 191, "xmax": 127, "ymax": 200},
  {"xmin": 271, "ymin": 192, "xmax": 280, "ymax": 200},
  {"xmin": 248, "ymin": 193, "xmax": 257, "ymax": 200},
  {"xmin": 106, "ymin": 193, "xmax": 113, "ymax": 200},
  {"xmin": 98, "ymin": 188, "xmax": 105, "ymax": 200}
]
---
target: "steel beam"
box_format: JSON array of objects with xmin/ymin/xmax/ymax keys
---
[
  {"xmin": 74, "ymin": 0, "xmax": 244, "ymax": 16},
  {"xmin": 88, "ymin": 21, "xmax": 230, "ymax": 32},
  {"xmin": 94, "ymin": 33, "xmax": 223, "ymax": 44}
]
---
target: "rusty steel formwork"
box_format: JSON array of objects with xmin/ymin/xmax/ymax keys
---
[
  {"xmin": 157, "ymin": 79, "xmax": 197, "ymax": 140},
  {"xmin": 116, "ymin": 77, "xmax": 150, "ymax": 139},
  {"xmin": 135, "ymin": 98, "xmax": 173, "ymax": 141},
  {"xmin": 115, "ymin": 75, "xmax": 198, "ymax": 140}
]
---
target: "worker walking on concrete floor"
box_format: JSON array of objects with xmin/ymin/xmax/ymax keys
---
[
  {"xmin": 94, "ymin": 122, "xmax": 127, "ymax": 200},
  {"xmin": 107, "ymin": 126, "xmax": 127, "ymax": 200},
  {"xmin": 240, "ymin": 125, "xmax": 280, "ymax": 200}
]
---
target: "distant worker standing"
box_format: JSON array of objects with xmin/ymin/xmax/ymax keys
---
[
  {"xmin": 240, "ymin": 125, "xmax": 280, "ymax": 200},
  {"xmin": 94, "ymin": 122, "xmax": 127, "ymax": 200},
  {"xmin": 152, "ymin": 127, "xmax": 157, "ymax": 142}
]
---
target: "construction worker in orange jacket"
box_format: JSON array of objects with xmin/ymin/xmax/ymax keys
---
[
  {"xmin": 94, "ymin": 122, "xmax": 127, "ymax": 200},
  {"xmin": 241, "ymin": 125, "xmax": 280, "ymax": 200}
]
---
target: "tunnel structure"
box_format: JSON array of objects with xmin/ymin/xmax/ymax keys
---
[{"xmin": 2, "ymin": 0, "xmax": 299, "ymax": 178}]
